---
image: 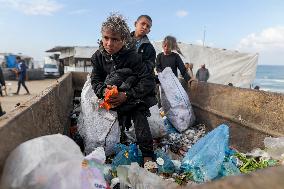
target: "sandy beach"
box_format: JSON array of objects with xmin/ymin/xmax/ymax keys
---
[{"xmin": 0, "ymin": 79, "xmax": 57, "ymax": 112}]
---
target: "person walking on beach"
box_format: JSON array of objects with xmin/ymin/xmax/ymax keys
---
[
  {"xmin": 196, "ymin": 64, "xmax": 210, "ymax": 82},
  {"xmin": 14, "ymin": 56, "xmax": 30, "ymax": 95}
]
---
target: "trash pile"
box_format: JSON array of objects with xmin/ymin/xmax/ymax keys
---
[
  {"xmin": 65, "ymin": 98, "xmax": 284, "ymax": 188},
  {"xmin": 65, "ymin": 72, "xmax": 282, "ymax": 188}
]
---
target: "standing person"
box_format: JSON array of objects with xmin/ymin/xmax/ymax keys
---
[
  {"xmin": 0, "ymin": 66, "xmax": 6, "ymax": 96},
  {"xmin": 131, "ymin": 15, "xmax": 156, "ymax": 74},
  {"xmin": 58, "ymin": 60, "xmax": 64, "ymax": 76},
  {"xmin": 0, "ymin": 102, "xmax": 5, "ymax": 116},
  {"xmin": 185, "ymin": 62, "xmax": 196, "ymax": 81},
  {"xmin": 91, "ymin": 14, "xmax": 157, "ymax": 164},
  {"xmin": 156, "ymin": 36, "xmax": 191, "ymax": 82},
  {"xmin": 196, "ymin": 64, "xmax": 210, "ymax": 82},
  {"xmin": 14, "ymin": 56, "xmax": 30, "ymax": 95}
]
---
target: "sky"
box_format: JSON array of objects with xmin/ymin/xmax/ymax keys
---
[{"xmin": 0, "ymin": 0, "xmax": 284, "ymax": 65}]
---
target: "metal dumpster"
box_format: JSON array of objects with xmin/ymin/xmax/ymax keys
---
[{"xmin": 0, "ymin": 72, "xmax": 284, "ymax": 189}]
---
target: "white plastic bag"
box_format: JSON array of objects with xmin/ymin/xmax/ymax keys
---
[
  {"xmin": 1, "ymin": 134, "xmax": 110, "ymax": 189},
  {"xmin": 264, "ymin": 137, "xmax": 284, "ymax": 160},
  {"xmin": 158, "ymin": 67, "xmax": 195, "ymax": 132},
  {"xmin": 78, "ymin": 75, "xmax": 120, "ymax": 156},
  {"xmin": 148, "ymin": 105, "xmax": 167, "ymax": 138},
  {"xmin": 117, "ymin": 163, "xmax": 179, "ymax": 189}
]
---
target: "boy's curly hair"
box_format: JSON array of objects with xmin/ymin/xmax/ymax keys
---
[{"xmin": 101, "ymin": 13, "xmax": 134, "ymax": 49}]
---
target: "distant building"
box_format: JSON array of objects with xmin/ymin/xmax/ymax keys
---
[{"xmin": 46, "ymin": 46, "xmax": 98, "ymax": 71}]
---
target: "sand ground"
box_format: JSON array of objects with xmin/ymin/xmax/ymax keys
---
[{"xmin": 0, "ymin": 79, "xmax": 57, "ymax": 112}]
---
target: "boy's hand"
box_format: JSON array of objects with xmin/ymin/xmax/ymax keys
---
[
  {"xmin": 104, "ymin": 85, "xmax": 113, "ymax": 96},
  {"xmin": 109, "ymin": 92, "xmax": 127, "ymax": 107}
]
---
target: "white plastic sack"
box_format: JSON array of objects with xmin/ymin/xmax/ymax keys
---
[
  {"xmin": 121, "ymin": 105, "xmax": 166, "ymax": 142},
  {"xmin": 158, "ymin": 67, "xmax": 195, "ymax": 132},
  {"xmin": 78, "ymin": 75, "xmax": 120, "ymax": 156},
  {"xmin": 148, "ymin": 105, "xmax": 167, "ymax": 138},
  {"xmin": 117, "ymin": 163, "xmax": 179, "ymax": 189},
  {"xmin": 0, "ymin": 134, "xmax": 109, "ymax": 189},
  {"xmin": 264, "ymin": 137, "xmax": 284, "ymax": 160}
]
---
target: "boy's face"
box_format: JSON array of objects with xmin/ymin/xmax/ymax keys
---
[
  {"xmin": 102, "ymin": 28, "xmax": 124, "ymax": 55},
  {"xmin": 134, "ymin": 17, "xmax": 151, "ymax": 38}
]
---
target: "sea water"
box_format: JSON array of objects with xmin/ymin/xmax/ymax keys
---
[{"xmin": 253, "ymin": 65, "xmax": 284, "ymax": 94}]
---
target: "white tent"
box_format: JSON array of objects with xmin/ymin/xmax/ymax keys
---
[{"xmin": 152, "ymin": 42, "xmax": 258, "ymax": 88}]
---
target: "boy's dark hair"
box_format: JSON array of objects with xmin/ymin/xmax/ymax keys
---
[
  {"xmin": 101, "ymin": 13, "xmax": 133, "ymax": 48},
  {"xmin": 136, "ymin": 15, "xmax": 152, "ymax": 23},
  {"xmin": 16, "ymin": 56, "xmax": 21, "ymax": 60}
]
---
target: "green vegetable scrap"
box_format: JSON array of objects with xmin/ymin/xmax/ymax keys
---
[
  {"xmin": 174, "ymin": 172, "xmax": 194, "ymax": 185},
  {"xmin": 234, "ymin": 153, "xmax": 278, "ymax": 174}
]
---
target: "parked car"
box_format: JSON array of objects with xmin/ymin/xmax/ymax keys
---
[{"xmin": 43, "ymin": 63, "xmax": 59, "ymax": 78}]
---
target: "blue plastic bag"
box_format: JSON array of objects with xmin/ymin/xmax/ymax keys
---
[
  {"xmin": 163, "ymin": 117, "xmax": 179, "ymax": 134},
  {"xmin": 111, "ymin": 144, "xmax": 143, "ymax": 170},
  {"xmin": 155, "ymin": 149, "xmax": 175, "ymax": 174},
  {"xmin": 180, "ymin": 124, "xmax": 239, "ymax": 182}
]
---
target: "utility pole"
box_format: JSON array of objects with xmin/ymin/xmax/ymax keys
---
[{"xmin": 203, "ymin": 26, "xmax": 206, "ymax": 47}]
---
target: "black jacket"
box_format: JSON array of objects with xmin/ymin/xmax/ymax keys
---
[
  {"xmin": 131, "ymin": 32, "xmax": 156, "ymax": 74},
  {"xmin": 156, "ymin": 52, "xmax": 191, "ymax": 82},
  {"xmin": 0, "ymin": 67, "xmax": 5, "ymax": 86},
  {"xmin": 91, "ymin": 44, "xmax": 157, "ymax": 109}
]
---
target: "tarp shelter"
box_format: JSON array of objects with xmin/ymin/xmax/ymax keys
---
[{"xmin": 152, "ymin": 42, "xmax": 259, "ymax": 88}]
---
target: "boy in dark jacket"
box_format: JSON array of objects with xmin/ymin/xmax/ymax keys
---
[
  {"xmin": 131, "ymin": 15, "xmax": 156, "ymax": 74},
  {"xmin": 90, "ymin": 14, "xmax": 157, "ymax": 164}
]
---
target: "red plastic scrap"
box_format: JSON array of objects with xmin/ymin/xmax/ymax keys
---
[{"xmin": 99, "ymin": 87, "xmax": 119, "ymax": 110}]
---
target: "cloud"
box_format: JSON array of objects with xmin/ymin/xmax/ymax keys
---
[
  {"xmin": 237, "ymin": 26, "xmax": 284, "ymax": 65},
  {"xmin": 176, "ymin": 10, "xmax": 188, "ymax": 18},
  {"xmin": 69, "ymin": 9, "xmax": 89, "ymax": 15},
  {"xmin": 0, "ymin": 0, "xmax": 63, "ymax": 15},
  {"xmin": 237, "ymin": 26, "xmax": 284, "ymax": 51}
]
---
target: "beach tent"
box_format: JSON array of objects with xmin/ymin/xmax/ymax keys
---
[{"xmin": 152, "ymin": 42, "xmax": 258, "ymax": 88}]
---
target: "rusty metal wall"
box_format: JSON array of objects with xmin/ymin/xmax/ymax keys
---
[
  {"xmin": 188, "ymin": 81, "xmax": 284, "ymax": 151},
  {"xmin": 0, "ymin": 73, "xmax": 74, "ymax": 176}
]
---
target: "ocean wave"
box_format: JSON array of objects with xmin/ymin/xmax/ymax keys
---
[
  {"xmin": 255, "ymin": 78, "xmax": 284, "ymax": 83},
  {"xmin": 261, "ymin": 88, "xmax": 284, "ymax": 94}
]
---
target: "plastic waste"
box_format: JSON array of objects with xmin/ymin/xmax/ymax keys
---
[
  {"xmin": 155, "ymin": 149, "xmax": 175, "ymax": 174},
  {"xmin": 180, "ymin": 124, "xmax": 239, "ymax": 182},
  {"xmin": 0, "ymin": 134, "xmax": 110, "ymax": 189},
  {"xmin": 148, "ymin": 105, "xmax": 167, "ymax": 138},
  {"xmin": 85, "ymin": 147, "xmax": 106, "ymax": 164},
  {"xmin": 163, "ymin": 116, "xmax": 179, "ymax": 134},
  {"xmin": 158, "ymin": 67, "xmax": 195, "ymax": 132},
  {"xmin": 78, "ymin": 76, "xmax": 120, "ymax": 156},
  {"xmin": 127, "ymin": 163, "xmax": 179, "ymax": 189},
  {"xmin": 264, "ymin": 137, "xmax": 284, "ymax": 161},
  {"xmin": 111, "ymin": 144, "xmax": 143, "ymax": 170},
  {"xmin": 99, "ymin": 86, "xmax": 118, "ymax": 110}
]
